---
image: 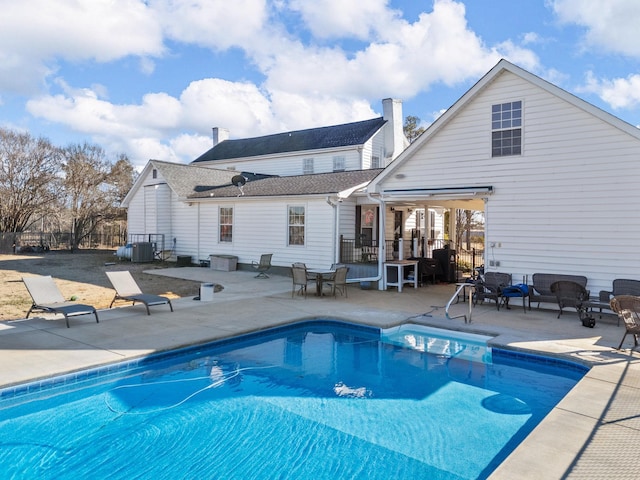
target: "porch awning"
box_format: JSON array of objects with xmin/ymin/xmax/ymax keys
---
[{"xmin": 376, "ymin": 186, "xmax": 493, "ymax": 209}]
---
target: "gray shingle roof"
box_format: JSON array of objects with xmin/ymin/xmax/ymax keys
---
[
  {"xmin": 192, "ymin": 117, "xmax": 386, "ymax": 163},
  {"xmin": 150, "ymin": 160, "xmax": 239, "ymax": 198},
  {"xmin": 188, "ymin": 169, "xmax": 383, "ymax": 199}
]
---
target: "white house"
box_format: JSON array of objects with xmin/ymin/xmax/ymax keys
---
[
  {"xmin": 122, "ymin": 99, "xmax": 418, "ymax": 277},
  {"xmin": 368, "ymin": 59, "xmax": 640, "ymax": 293}
]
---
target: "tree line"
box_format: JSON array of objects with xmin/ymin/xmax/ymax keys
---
[{"xmin": 0, "ymin": 127, "xmax": 136, "ymax": 250}]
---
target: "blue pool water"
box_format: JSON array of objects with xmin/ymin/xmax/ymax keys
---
[{"xmin": 0, "ymin": 321, "xmax": 587, "ymax": 480}]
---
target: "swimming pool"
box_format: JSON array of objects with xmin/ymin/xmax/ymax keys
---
[{"xmin": 0, "ymin": 320, "xmax": 587, "ymax": 480}]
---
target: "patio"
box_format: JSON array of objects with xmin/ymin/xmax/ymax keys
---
[{"xmin": 1, "ymin": 267, "xmax": 639, "ymax": 479}]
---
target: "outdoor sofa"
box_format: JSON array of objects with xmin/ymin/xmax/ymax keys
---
[{"xmin": 528, "ymin": 273, "xmax": 588, "ymax": 310}]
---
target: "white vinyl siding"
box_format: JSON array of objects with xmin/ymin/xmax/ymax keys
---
[
  {"xmin": 195, "ymin": 148, "xmax": 363, "ymax": 176},
  {"xmin": 375, "ymin": 70, "xmax": 640, "ymax": 293}
]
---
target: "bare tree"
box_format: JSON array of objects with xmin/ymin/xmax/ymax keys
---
[
  {"xmin": 0, "ymin": 128, "xmax": 62, "ymax": 232},
  {"xmin": 403, "ymin": 115, "xmax": 426, "ymax": 143},
  {"xmin": 455, "ymin": 209, "xmax": 484, "ymax": 251},
  {"xmin": 61, "ymin": 143, "xmax": 135, "ymax": 250}
]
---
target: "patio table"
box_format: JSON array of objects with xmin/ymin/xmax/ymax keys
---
[{"xmin": 307, "ymin": 269, "xmax": 336, "ymax": 296}]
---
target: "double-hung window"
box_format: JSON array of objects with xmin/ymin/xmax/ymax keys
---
[
  {"xmin": 219, "ymin": 207, "xmax": 233, "ymax": 243},
  {"xmin": 288, "ymin": 206, "xmax": 305, "ymax": 246},
  {"xmin": 491, "ymin": 101, "xmax": 522, "ymax": 157},
  {"xmin": 303, "ymin": 158, "xmax": 314, "ymax": 174},
  {"xmin": 332, "ymin": 155, "xmax": 345, "ymax": 172}
]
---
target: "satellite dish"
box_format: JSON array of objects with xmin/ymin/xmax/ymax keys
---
[{"xmin": 231, "ymin": 174, "xmax": 247, "ymax": 187}]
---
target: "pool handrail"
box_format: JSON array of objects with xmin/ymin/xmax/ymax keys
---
[{"xmin": 446, "ymin": 283, "xmax": 474, "ymax": 323}]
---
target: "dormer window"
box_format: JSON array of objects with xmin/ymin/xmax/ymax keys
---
[{"xmin": 491, "ymin": 101, "xmax": 522, "ymax": 157}]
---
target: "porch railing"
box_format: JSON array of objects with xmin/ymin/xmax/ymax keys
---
[{"xmin": 339, "ymin": 235, "xmax": 484, "ymax": 282}]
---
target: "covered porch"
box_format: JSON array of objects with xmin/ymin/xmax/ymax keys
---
[{"xmin": 342, "ymin": 186, "xmax": 491, "ymax": 289}]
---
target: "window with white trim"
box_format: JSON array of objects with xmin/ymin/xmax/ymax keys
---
[
  {"xmin": 288, "ymin": 205, "xmax": 305, "ymax": 246},
  {"xmin": 491, "ymin": 101, "xmax": 522, "ymax": 157},
  {"xmin": 219, "ymin": 207, "xmax": 233, "ymax": 243},
  {"xmin": 303, "ymin": 158, "xmax": 314, "ymax": 174},
  {"xmin": 332, "ymin": 155, "xmax": 345, "ymax": 172},
  {"xmin": 371, "ymin": 155, "xmax": 381, "ymax": 169}
]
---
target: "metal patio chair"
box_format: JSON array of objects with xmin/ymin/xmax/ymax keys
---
[{"xmin": 252, "ymin": 253, "xmax": 273, "ymax": 278}]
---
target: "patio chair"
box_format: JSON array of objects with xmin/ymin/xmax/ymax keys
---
[
  {"xmin": 473, "ymin": 272, "xmax": 511, "ymax": 310},
  {"xmin": 252, "ymin": 254, "xmax": 273, "ymax": 278},
  {"xmin": 22, "ymin": 275, "xmax": 99, "ymax": 328},
  {"xmin": 324, "ymin": 266, "xmax": 349, "ymax": 298},
  {"xmin": 550, "ymin": 280, "xmax": 595, "ymax": 326},
  {"xmin": 105, "ymin": 271, "xmax": 173, "ymax": 315},
  {"xmin": 610, "ymin": 295, "xmax": 640, "ymax": 349},
  {"xmin": 291, "ymin": 264, "xmax": 311, "ymax": 298}
]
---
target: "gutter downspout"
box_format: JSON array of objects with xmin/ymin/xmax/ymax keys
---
[
  {"xmin": 364, "ymin": 192, "xmax": 386, "ymax": 289},
  {"xmin": 326, "ymin": 196, "xmax": 339, "ymax": 264}
]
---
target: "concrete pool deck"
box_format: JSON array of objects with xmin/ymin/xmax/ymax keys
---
[{"xmin": 1, "ymin": 267, "xmax": 639, "ymax": 479}]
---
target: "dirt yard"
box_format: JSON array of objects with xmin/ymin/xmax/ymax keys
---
[{"xmin": 0, "ymin": 250, "xmax": 203, "ymax": 321}]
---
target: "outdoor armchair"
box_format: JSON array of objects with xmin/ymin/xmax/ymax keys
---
[
  {"xmin": 610, "ymin": 295, "xmax": 640, "ymax": 349},
  {"xmin": 550, "ymin": 280, "xmax": 595, "ymax": 327},
  {"xmin": 252, "ymin": 254, "xmax": 273, "ymax": 278},
  {"xmin": 473, "ymin": 272, "xmax": 511, "ymax": 310}
]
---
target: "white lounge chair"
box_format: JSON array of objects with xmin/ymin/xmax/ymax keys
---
[
  {"xmin": 105, "ymin": 271, "xmax": 173, "ymax": 315},
  {"xmin": 23, "ymin": 275, "xmax": 99, "ymax": 328}
]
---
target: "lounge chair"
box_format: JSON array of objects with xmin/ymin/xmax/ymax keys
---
[
  {"xmin": 105, "ymin": 271, "xmax": 173, "ymax": 315},
  {"xmin": 550, "ymin": 280, "xmax": 595, "ymax": 326},
  {"xmin": 22, "ymin": 275, "xmax": 99, "ymax": 328},
  {"xmin": 252, "ymin": 254, "xmax": 273, "ymax": 278},
  {"xmin": 610, "ymin": 295, "xmax": 640, "ymax": 349}
]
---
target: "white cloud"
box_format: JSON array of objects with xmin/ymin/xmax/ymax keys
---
[
  {"xmin": 551, "ymin": 0, "xmax": 640, "ymax": 57},
  {"xmin": 289, "ymin": 0, "xmax": 400, "ymax": 40},
  {"xmin": 262, "ymin": 0, "xmax": 510, "ymax": 101},
  {"xmin": 579, "ymin": 71, "xmax": 640, "ymax": 109},
  {"xmin": 12, "ymin": 0, "xmax": 544, "ymax": 169},
  {"xmin": 0, "ymin": 0, "xmax": 164, "ymax": 94},
  {"xmin": 151, "ymin": 0, "xmax": 268, "ymax": 50}
]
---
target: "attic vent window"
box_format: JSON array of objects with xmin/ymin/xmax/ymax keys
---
[
  {"xmin": 491, "ymin": 101, "xmax": 522, "ymax": 157},
  {"xmin": 152, "ymin": 169, "xmax": 157, "ymax": 179}
]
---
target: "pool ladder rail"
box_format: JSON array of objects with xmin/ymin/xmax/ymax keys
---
[{"xmin": 446, "ymin": 283, "xmax": 474, "ymax": 324}]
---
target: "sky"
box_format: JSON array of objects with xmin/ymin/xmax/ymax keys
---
[{"xmin": 1, "ymin": 0, "xmax": 640, "ymax": 170}]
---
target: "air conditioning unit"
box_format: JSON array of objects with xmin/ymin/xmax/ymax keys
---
[{"xmin": 131, "ymin": 242, "xmax": 154, "ymax": 262}]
